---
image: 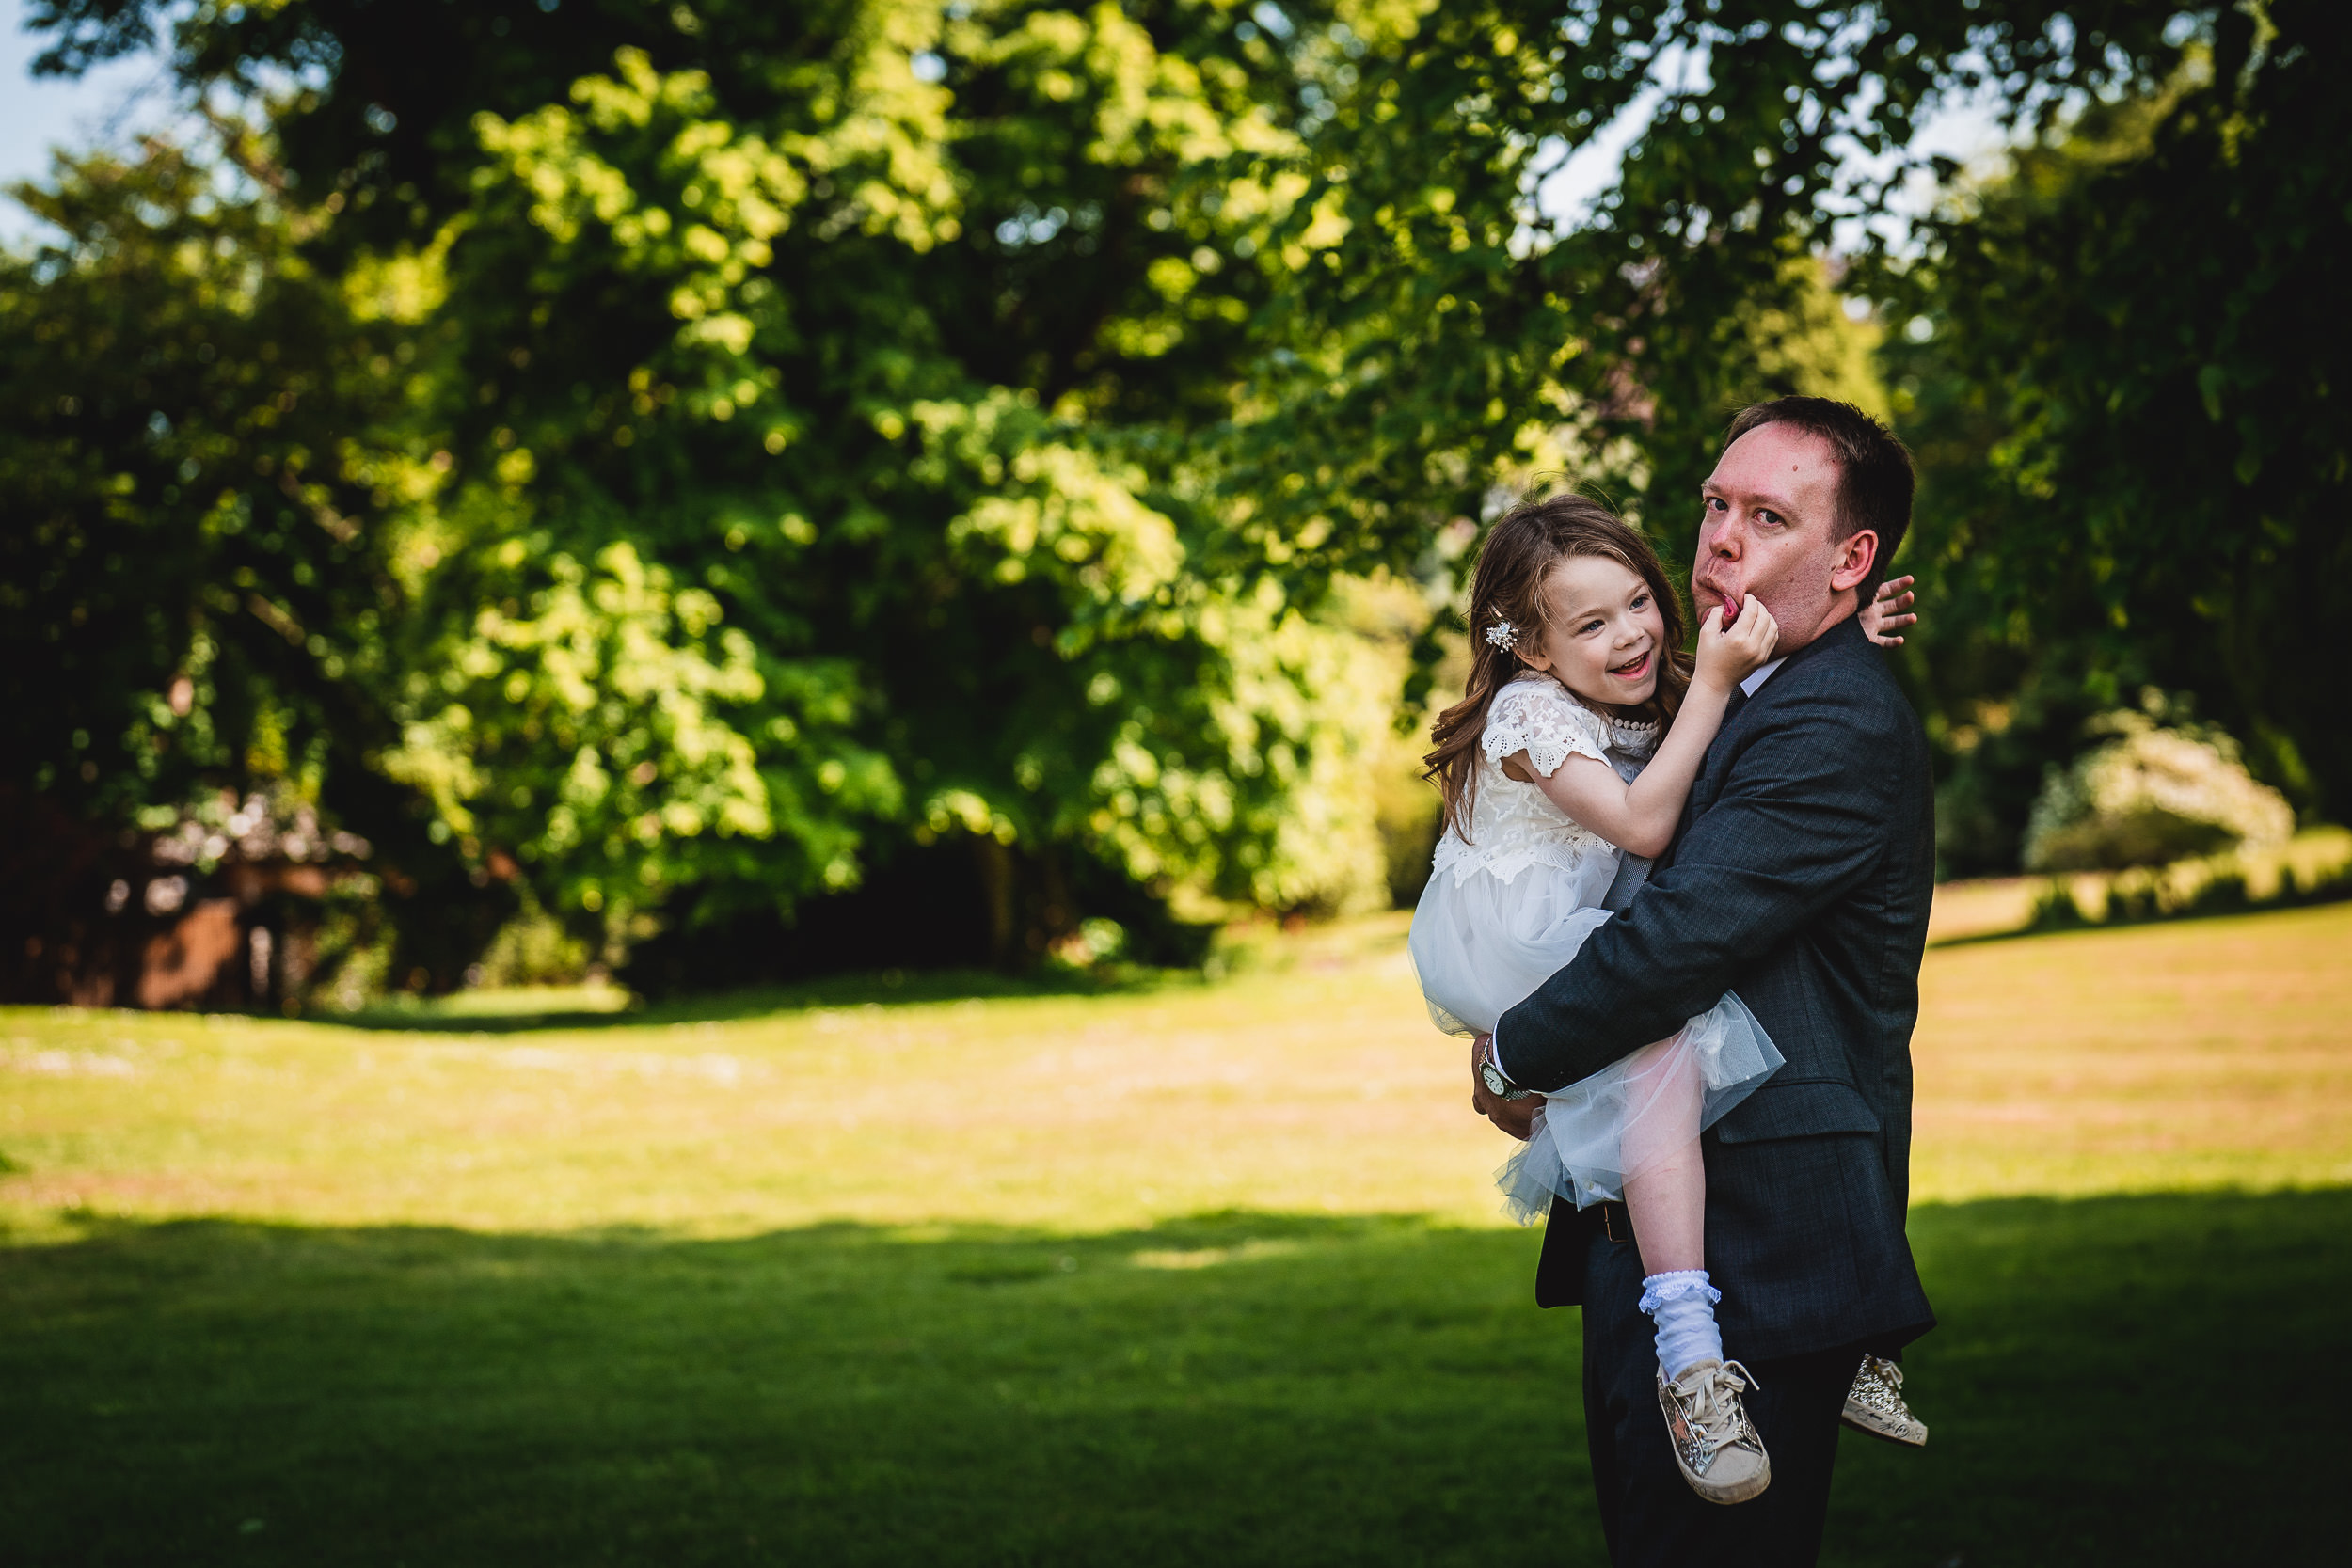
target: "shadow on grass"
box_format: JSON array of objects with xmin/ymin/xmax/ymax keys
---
[
  {"xmin": 310, "ymin": 912, "xmax": 1414, "ymax": 1034},
  {"xmin": 2, "ymin": 1193, "xmax": 2340, "ymax": 1566},
  {"xmin": 319, "ymin": 963, "xmax": 1197, "ymax": 1035}
]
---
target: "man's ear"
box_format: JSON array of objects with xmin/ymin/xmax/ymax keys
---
[{"xmin": 1829, "ymin": 529, "xmax": 1879, "ymax": 594}]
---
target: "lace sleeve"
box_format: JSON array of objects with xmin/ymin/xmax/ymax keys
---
[{"xmin": 1482, "ymin": 678, "xmax": 1612, "ymax": 777}]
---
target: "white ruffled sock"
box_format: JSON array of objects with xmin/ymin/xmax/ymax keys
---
[{"xmin": 1639, "ymin": 1269, "xmax": 1724, "ymax": 1379}]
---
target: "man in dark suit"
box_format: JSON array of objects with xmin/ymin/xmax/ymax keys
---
[{"xmin": 1472, "ymin": 397, "xmax": 1936, "ymax": 1565}]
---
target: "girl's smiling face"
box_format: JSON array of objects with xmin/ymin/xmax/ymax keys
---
[{"xmin": 1518, "ymin": 553, "xmax": 1667, "ymax": 710}]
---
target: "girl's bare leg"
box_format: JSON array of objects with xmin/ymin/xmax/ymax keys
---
[
  {"xmin": 1623, "ymin": 1138, "xmax": 1705, "ymax": 1275},
  {"xmin": 1619, "ymin": 1031, "xmax": 1707, "ymax": 1275},
  {"xmin": 1618, "ymin": 1024, "xmax": 1772, "ymax": 1498},
  {"xmin": 1617, "ymin": 1032, "xmax": 1719, "ymax": 1379}
]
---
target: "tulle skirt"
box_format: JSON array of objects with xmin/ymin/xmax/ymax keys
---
[
  {"xmin": 1408, "ymin": 856, "xmax": 1616, "ymax": 1040},
  {"xmin": 1408, "ymin": 863, "xmax": 1784, "ymax": 1220},
  {"xmin": 1492, "ymin": 994, "xmax": 1781, "ymax": 1219}
]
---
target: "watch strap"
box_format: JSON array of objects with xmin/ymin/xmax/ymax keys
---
[{"xmin": 1481, "ymin": 1038, "xmax": 1534, "ymax": 1101}]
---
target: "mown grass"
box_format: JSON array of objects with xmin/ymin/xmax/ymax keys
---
[{"xmin": 4, "ymin": 904, "xmax": 2348, "ymax": 1564}]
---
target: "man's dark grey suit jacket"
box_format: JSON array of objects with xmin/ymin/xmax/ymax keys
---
[{"xmin": 1496, "ymin": 614, "xmax": 1936, "ymax": 1362}]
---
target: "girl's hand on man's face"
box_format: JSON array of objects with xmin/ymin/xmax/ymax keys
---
[{"xmin": 1693, "ymin": 594, "xmax": 1781, "ymax": 690}]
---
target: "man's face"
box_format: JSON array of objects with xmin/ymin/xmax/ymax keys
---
[{"xmin": 1692, "ymin": 421, "xmax": 1877, "ymax": 651}]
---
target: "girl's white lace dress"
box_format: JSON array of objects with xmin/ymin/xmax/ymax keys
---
[{"xmin": 1407, "ymin": 673, "xmax": 1784, "ymax": 1219}]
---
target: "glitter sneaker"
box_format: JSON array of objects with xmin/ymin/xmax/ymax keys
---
[
  {"xmin": 1841, "ymin": 1354, "xmax": 1929, "ymax": 1446},
  {"xmin": 1656, "ymin": 1358, "xmax": 1772, "ymax": 1504}
]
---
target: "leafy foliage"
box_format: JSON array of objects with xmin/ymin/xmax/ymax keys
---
[
  {"xmin": 12, "ymin": 1, "xmax": 1421, "ymax": 983},
  {"xmin": 0, "ymin": 143, "xmax": 511, "ymax": 988},
  {"xmin": 1880, "ymin": 0, "xmax": 2352, "ymax": 852},
  {"xmin": 17, "ymin": 0, "xmax": 2322, "ymax": 992}
]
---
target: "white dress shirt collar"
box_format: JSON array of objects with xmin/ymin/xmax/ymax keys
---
[{"xmin": 1740, "ymin": 657, "xmax": 1787, "ymax": 698}]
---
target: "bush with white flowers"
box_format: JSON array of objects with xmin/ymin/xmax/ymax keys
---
[{"xmin": 2024, "ymin": 710, "xmax": 2295, "ymax": 873}]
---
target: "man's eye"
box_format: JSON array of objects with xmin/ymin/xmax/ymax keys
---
[{"xmin": 1758, "ymin": 510, "xmax": 1784, "ymax": 528}]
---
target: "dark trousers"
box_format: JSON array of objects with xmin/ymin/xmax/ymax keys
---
[{"xmin": 1580, "ymin": 1223, "xmax": 1859, "ymax": 1567}]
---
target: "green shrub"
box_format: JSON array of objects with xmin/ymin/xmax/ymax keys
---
[{"xmin": 2024, "ymin": 710, "xmax": 2294, "ymax": 873}]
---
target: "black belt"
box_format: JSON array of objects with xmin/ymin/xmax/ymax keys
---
[{"xmin": 1597, "ymin": 1201, "xmax": 1632, "ymax": 1244}]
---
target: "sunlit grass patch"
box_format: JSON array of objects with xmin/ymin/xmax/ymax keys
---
[
  {"xmin": 6, "ymin": 904, "xmax": 2349, "ymax": 1245},
  {"xmin": 1911, "ymin": 901, "xmax": 2352, "ymax": 1198},
  {"xmin": 1129, "ymin": 1238, "xmax": 1304, "ymax": 1270}
]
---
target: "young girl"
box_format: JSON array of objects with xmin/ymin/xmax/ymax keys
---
[{"xmin": 1407, "ymin": 494, "xmax": 1925, "ymax": 1505}]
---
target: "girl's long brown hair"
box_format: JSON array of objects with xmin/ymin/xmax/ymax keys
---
[{"xmin": 1422, "ymin": 494, "xmax": 1692, "ymax": 841}]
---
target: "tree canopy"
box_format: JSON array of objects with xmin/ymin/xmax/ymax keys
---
[
  {"xmin": 8, "ymin": 0, "xmax": 2339, "ymax": 995},
  {"xmin": 1879, "ymin": 0, "xmax": 2351, "ymax": 866}
]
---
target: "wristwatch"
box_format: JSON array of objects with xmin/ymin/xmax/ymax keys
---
[{"xmin": 1480, "ymin": 1037, "xmax": 1534, "ymax": 1101}]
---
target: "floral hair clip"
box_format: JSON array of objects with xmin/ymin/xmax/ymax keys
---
[{"xmin": 1485, "ymin": 620, "xmax": 1518, "ymax": 652}]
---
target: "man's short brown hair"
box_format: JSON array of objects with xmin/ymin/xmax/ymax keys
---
[{"xmin": 1724, "ymin": 397, "xmax": 1915, "ymax": 606}]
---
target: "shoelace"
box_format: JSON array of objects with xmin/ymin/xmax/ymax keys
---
[
  {"xmin": 1858, "ymin": 1356, "xmax": 1904, "ymax": 1406},
  {"xmin": 1677, "ymin": 1360, "xmax": 1762, "ymax": 1448}
]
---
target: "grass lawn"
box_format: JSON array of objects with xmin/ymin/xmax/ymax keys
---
[{"xmin": 5, "ymin": 904, "xmax": 2349, "ymax": 1564}]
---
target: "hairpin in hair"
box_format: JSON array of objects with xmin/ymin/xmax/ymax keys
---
[{"xmin": 1485, "ymin": 620, "xmax": 1518, "ymax": 652}]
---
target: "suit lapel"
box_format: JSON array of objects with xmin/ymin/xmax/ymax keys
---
[
  {"xmin": 1688, "ymin": 683, "xmax": 1758, "ymax": 817},
  {"xmin": 1668, "ymin": 616, "xmax": 1871, "ymax": 855}
]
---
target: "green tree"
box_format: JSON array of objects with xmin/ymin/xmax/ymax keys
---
[
  {"xmin": 0, "ymin": 139, "xmax": 515, "ymax": 990},
  {"xmin": 12, "ymin": 0, "xmax": 2236, "ymax": 990},
  {"xmin": 15, "ymin": 2, "xmax": 1414, "ymax": 979},
  {"xmin": 1881, "ymin": 0, "xmax": 2352, "ymax": 863},
  {"xmin": 1199, "ymin": 1, "xmax": 2186, "ymax": 576}
]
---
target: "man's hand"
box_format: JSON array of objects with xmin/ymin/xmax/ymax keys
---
[{"xmin": 1470, "ymin": 1034, "xmax": 1539, "ymax": 1141}]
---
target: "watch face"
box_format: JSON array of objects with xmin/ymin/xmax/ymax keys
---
[{"xmin": 1482, "ymin": 1062, "xmax": 1508, "ymax": 1096}]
